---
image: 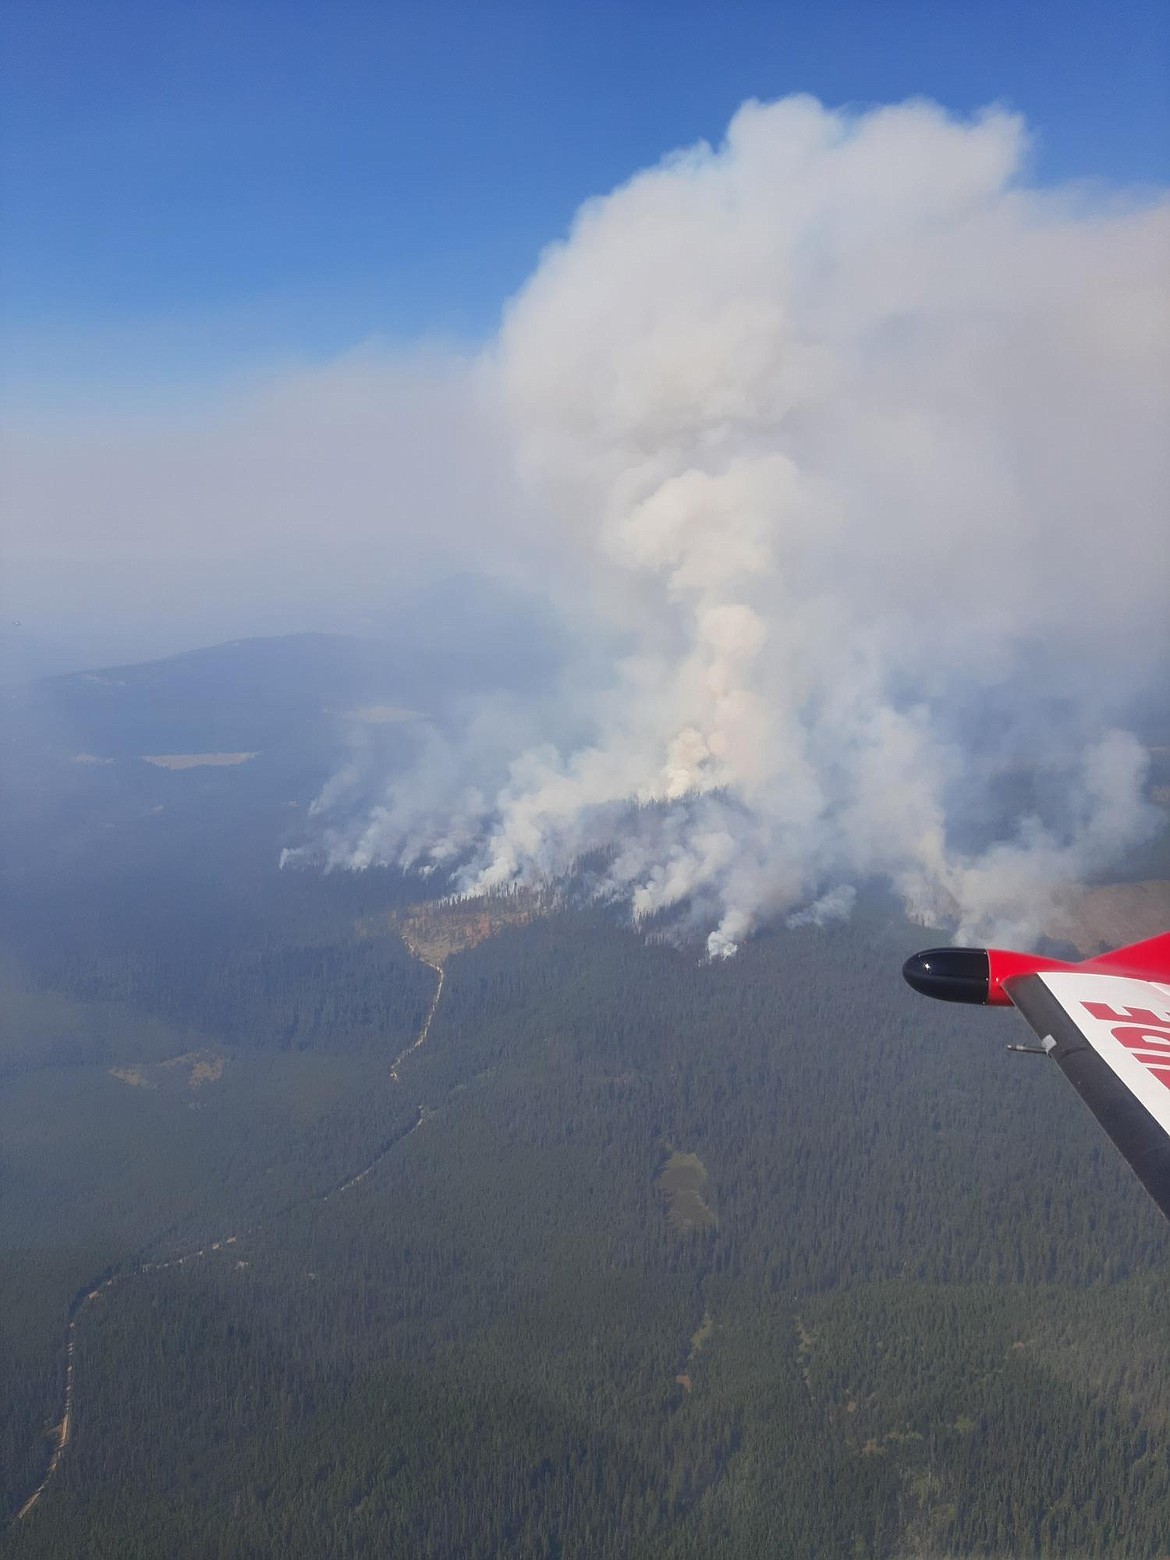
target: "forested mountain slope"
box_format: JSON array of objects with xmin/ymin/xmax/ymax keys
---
[
  {"xmin": 2, "ymin": 638, "xmax": 1169, "ymax": 1557},
  {"xmin": 4, "ymin": 903, "xmax": 1170, "ymax": 1557}
]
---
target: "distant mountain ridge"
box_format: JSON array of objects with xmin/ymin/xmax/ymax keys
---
[{"xmin": 9, "ymin": 633, "xmax": 415, "ymax": 757}]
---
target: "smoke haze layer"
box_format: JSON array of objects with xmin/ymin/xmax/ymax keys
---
[{"xmin": 310, "ymin": 96, "xmax": 1170, "ymax": 953}]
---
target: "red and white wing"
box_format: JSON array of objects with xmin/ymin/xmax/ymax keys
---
[{"xmin": 1006, "ymin": 971, "xmax": 1170, "ymax": 1220}]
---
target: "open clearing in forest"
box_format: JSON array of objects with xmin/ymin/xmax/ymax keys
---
[
  {"xmin": 108, "ymin": 1050, "xmax": 225, "ymax": 1092},
  {"xmin": 657, "ymin": 1150, "xmax": 717, "ymax": 1232},
  {"xmin": 355, "ymin": 888, "xmax": 552, "ymax": 966},
  {"xmin": 142, "ymin": 752, "xmax": 258, "ymax": 769},
  {"xmin": 1048, "ymin": 879, "xmax": 1170, "ymax": 955}
]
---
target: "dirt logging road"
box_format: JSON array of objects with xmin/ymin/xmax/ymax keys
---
[{"xmin": 11, "ymin": 942, "xmax": 447, "ymax": 1529}]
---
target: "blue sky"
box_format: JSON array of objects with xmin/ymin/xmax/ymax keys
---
[{"xmin": 3, "ymin": 0, "xmax": 1168, "ymax": 408}]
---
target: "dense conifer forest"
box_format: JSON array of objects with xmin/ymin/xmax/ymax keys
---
[{"xmin": 2, "ymin": 640, "xmax": 1169, "ymax": 1556}]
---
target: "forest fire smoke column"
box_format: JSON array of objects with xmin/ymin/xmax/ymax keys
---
[{"xmin": 317, "ymin": 94, "xmax": 1169, "ymax": 954}]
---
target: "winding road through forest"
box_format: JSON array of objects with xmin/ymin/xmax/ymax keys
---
[{"xmin": 11, "ymin": 948, "xmax": 447, "ymax": 1528}]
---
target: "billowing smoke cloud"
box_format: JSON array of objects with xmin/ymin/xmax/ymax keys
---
[{"xmin": 312, "ymin": 96, "xmax": 1170, "ymax": 953}]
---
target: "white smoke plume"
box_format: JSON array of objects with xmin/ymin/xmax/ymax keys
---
[{"xmin": 314, "ymin": 96, "xmax": 1170, "ymax": 954}]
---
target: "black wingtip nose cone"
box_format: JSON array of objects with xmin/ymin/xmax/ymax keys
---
[{"xmin": 903, "ymin": 947, "xmax": 990, "ymax": 1004}]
